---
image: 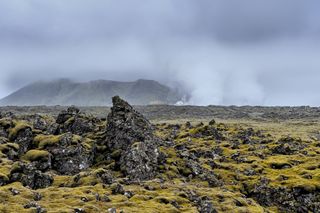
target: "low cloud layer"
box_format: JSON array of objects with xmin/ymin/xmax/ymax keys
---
[{"xmin": 0, "ymin": 0, "xmax": 320, "ymax": 105}]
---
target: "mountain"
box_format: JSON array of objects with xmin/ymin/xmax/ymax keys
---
[{"xmin": 0, "ymin": 79, "xmax": 183, "ymax": 106}]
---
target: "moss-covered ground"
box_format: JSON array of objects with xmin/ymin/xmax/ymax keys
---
[{"xmin": 0, "ymin": 116, "xmax": 319, "ymax": 212}]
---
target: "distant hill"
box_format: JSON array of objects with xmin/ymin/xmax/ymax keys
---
[{"xmin": 0, "ymin": 79, "xmax": 184, "ymax": 106}]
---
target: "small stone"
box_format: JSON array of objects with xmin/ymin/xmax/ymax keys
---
[
  {"xmin": 33, "ymin": 192, "xmax": 42, "ymax": 201},
  {"xmin": 95, "ymin": 193, "xmax": 100, "ymax": 201},
  {"xmin": 74, "ymin": 208, "xmax": 85, "ymax": 213},
  {"xmin": 9, "ymin": 188, "xmax": 20, "ymax": 195},
  {"xmin": 144, "ymin": 185, "xmax": 155, "ymax": 191},
  {"xmin": 209, "ymin": 119, "xmax": 216, "ymax": 126},
  {"xmin": 101, "ymin": 194, "xmax": 111, "ymax": 202},
  {"xmin": 124, "ymin": 191, "xmax": 134, "ymax": 198},
  {"xmin": 108, "ymin": 208, "xmax": 117, "ymax": 213},
  {"xmin": 81, "ymin": 197, "xmax": 89, "ymax": 202},
  {"xmin": 24, "ymin": 201, "xmax": 39, "ymax": 209},
  {"xmin": 111, "ymin": 183, "xmax": 125, "ymax": 195},
  {"xmin": 170, "ymin": 200, "xmax": 180, "ymax": 209},
  {"xmin": 185, "ymin": 121, "xmax": 192, "ymax": 129},
  {"xmin": 99, "ymin": 171, "xmax": 114, "ymax": 185}
]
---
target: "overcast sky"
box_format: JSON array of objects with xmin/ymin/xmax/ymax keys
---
[{"xmin": 0, "ymin": 0, "xmax": 320, "ymax": 105}]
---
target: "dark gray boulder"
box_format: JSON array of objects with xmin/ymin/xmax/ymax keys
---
[
  {"xmin": 33, "ymin": 114, "xmax": 49, "ymax": 131},
  {"xmin": 56, "ymin": 107, "xmax": 96, "ymax": 135},
  {"xmin": 9, "ymin": 162, "xmax": 53, "ymax": 189},
  {"xmin": 13, "ymin": 127, "xmax": 33, "ymax": 155},
  {"xmin": 105, "ymin": 96, "xmax": 156, "ymax": 151},
  {"xmin": 104, "ymin": 96, "xmax": 164, "ymax": 181},
  {"xmin": 272, "ymin": 136, "xmax": 306, "ymax": 155},
  {"xmin": 56, "ymin": 106, "xmax": 80, "ymax": 124},
  {"xmin": 0, "ymin": 174, "xmax": 8, "ymax": 186},
  {"xmin": 47, "ymin": 134, "xmax": 93, "ymax": 175},
  {"xmin": 0, "ymin": 126, "xmax": 8, "ymax": 138},
  {"xmin": 185, "ymin": 190, "xmax": 217, "ymax": 213},
  {"xmin": 119, "ymin": 141, "xmax": 160, "ymax": 180},
  {"xmin": 244, "ymin": 177, "xmax": 320, "ymax": 212},
  {"xmin": 95, "ymin": 169, "xmax": 114, "ymax": 185}
]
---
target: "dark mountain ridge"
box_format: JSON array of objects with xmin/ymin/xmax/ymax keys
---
[{"xmin": 0, "ymin": 79, "xmax": 183, "ymax": 106}]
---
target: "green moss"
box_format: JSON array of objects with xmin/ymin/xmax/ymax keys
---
[
  {"xmin": 82, "ymin": 138, "xmax": 94, "ymax": 150},
  {"xmin": 0, "ymin": 118, "xmax": 12, "ymax": 128},
  {"xmin": 10, "ymin": 162, "xmax": 22, "ymax": 174},
  {"xmin": 0, "ymin": 173, "xmax": 9, "ymax": 182},
  {"xmin": 34, "ymin": 134, "xmax": 61, "ymax": 149},
  {"xmin": 71, "ymin": 135, "xmax": 82, "ymax": 145},
  {"xmin": 8, "ymin": 121, "xmax": 31, "ymax": 140},
  {"xmin": 0, "ymin": 143, "xmax": 19, "ymax": 153},
  {"xmin": 95, "ymin": 145, "xmax": 107, "ymax": 152},
  {"xmin": 22, "ymin": 149, "xmax": 50, "ymax": 161},
  {"xmin": 189, "ymin": 126, "xmax": 205, "ymax": 135},
  {"xmin": 93, "ymin": 168, "xmax": 108, "ymax": 177},
  {"xmin": 111, "ymin": 149, "xmax": 122, "ymax": 159},
  {"xmin": 0, "ymin": 137, "xmax": 8, "ymax": 143},
  {"xmin": 65, "ymin": 117, "xmax": 75, "ymax": 125},
  {"xmin": 1, "ymin": 114, "xmax": 320, "ymax": 212}
]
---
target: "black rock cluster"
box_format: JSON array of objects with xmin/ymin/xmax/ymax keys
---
[{"xmin": 0, "ymin": 96, "xmax": 165, "ymax": 190}]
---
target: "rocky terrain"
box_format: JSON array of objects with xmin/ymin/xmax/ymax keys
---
[{"xmin": 0, "ymin": 97, "xmax": 319, "ymax": 212}]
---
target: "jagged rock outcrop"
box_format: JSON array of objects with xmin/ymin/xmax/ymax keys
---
[
  {"xmin": 9, "ymin": 162, "xmax": 53, "ymax": 189},
  {"xmin": 244, "ymin": 177, "xmax": 320, "ymax": 212},
  {"xmin": 56, "ymin": 106, "xmax": 97, "ymax": 135},
  {"xmin": 12, "ymin": 126, "xmax": 33, "ymax": 155},
  {"xmin": 104, "ymin": 96, "xmax": 164, "ymax": 181},
  {"xmin": 185, "ymin": 190, "xmax": 218, "ymax": 213},
  {"xmin": 0, "ymin": 174, "xmax": 8, "ymax": 186},
  {"xmin": 272, "ymin": 136, "xmax": 306, "ymax": 155},
  {"xmin": 46, "ymin": 133, "xmax": 93, "ymax": 175},
  {"xmin": 119, "ymin": 142, "xmax": 160, "ymax": 180},
  {"xmin": 33, "ymin": 114, "xmax": 50, "ymax": 131},
  {"xmin": 56, "ymin": 106, "xmax": 80, "ymax": 124}
]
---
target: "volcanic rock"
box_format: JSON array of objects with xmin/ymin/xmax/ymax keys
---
[
  {"xmin": 104, "ymin": 96, "xmax": 163, "ymax": 181},
  {"xmin": 56, "ymin": 106, "xmax": 80, "ymax": 124},
  {"xmin": 48, "ymin": 134, "xmax": 93, "ymax": 175},
  {"xmin": 13, "ymin": 127, "xmax": 33, "ymax": 155},
  {"xmin": 9, "ymin": 162, "xmax": 53, "ymax": 189},
  {"xmin": 56, "ymin": 107, "xmax": 96, "ymax": 135}
]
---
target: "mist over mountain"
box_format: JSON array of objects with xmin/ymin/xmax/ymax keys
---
[
  {"xmin": 0, "ymin": 79, "xmax": 184, "ymax": 106},
  {"xmin": 0, "ymin": 1, "xmax": 320, "ymax": 105}
]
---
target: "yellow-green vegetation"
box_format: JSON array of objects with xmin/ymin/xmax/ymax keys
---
[
  {"xmin": 34, "ymin": 134, "xmax": 61, "ymax": 149},
  {"xmin": 22, "ymin": 149, "xmax": 50, "ymax": 162},
  {"xmin": 156, "ymin": 119, "xmax": 320, "ymax": 212},
  {"xmin": 0, "ymin": 143, "xmax": 19, "ymax": 152},
  {"xmin": 0, "ymin": 116, "xmax": 320, "ymax": 212},
  {"xmin": 0, "ymin": 173, "xmax": 9, "ymax": 182},
  {"xmin": 0, "ymin": 118, "xmax": 12, "ymax": 128},
  {"xmin": 0, "ymin": 180, "xmax": 265, "ymax": 213},
  {"xmin": 8, "ymin": 121, "xmax": 31, "ymax": 140}
]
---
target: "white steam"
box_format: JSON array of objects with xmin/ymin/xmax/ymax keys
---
[{"xmin": 0, "ymin": 0, "xmax": 320, "ymax": 105}]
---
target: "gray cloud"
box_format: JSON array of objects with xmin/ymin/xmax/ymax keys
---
[{"xmin": 0, "ymin": 0, "xmax": 319, "ymax": 105}]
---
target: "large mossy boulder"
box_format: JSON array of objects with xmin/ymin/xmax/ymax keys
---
[
  {"xmin": 9, "ymin": 162, "xmax": 53, "ymax": 189},
  {"xmin": 56, "ymin": 106, "xmax": 96, "ymax": 135},
  {"xmin": 36, "ymin": 133, "xmax": 93, "ymax": 175},
  {"xmin": 9, "ymin": 122, "xmax": 33, "ymax": 155},
  {"xmin": 103, "ymin": 96, "xmax": 164, "ymax": 181}
]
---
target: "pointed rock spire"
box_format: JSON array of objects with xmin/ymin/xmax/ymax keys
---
[{"xmin": 104, "ymin": 96, "xmax": 164, "ymax": 181}]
